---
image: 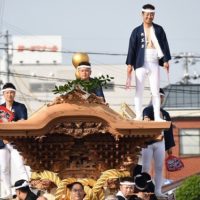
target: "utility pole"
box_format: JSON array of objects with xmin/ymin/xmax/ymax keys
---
[
  {"xmin": 173, "ymin": 52, "xmax": 200, "ymax": 84},
  {"xmin": 4, "ymin": 30, "xmax": 10, "ymax": 82},
  {"xmin": 183, "ymin": 53, "xmax": 189, "ymax": 84}
]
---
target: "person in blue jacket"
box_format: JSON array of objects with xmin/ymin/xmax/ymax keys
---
[
  {"xmin": 0, "ymin": 82, "xmax": 29, "ymax": 199},
  {"xmin": 77, "ymin": 61, "xmax": 106, "ymax": 102},
  {"xmin": 141, "ymin": 88, "xmax": 175, "ymax": 198},
  {"xmin": 126, "ymin": 4, "xmax": 171, "ymax": 121}
]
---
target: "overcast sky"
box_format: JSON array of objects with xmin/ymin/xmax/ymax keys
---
[{"xmin": 1, "ymin": 0, "xmax": 200, "ymax": 84}]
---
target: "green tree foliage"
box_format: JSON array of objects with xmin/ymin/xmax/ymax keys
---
[
  {"xmin": 175, "ymin": 175, "xmax": 200, "ymax": 200},
  {"xmin": 53, "ymin": 75, "xmax": 114, "ymax": 94}
]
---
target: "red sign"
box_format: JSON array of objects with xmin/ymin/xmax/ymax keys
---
[{"xmin": 17, "ymin": 45, "xmax": 58, "ymax": 52}]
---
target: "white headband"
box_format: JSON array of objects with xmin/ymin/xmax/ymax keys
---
[
  {"xmin": 120, "ymin": 181, "xmax": 135, "ymax": 186},
  {"xmin": 142, "ymin": 8, "xmax": 155, "ymax": 13},
  {"xmin": 77, "ymin": 65, "xmax": 91, "ymax": 70},
  {"xmin": 160, "ymin": 93, "xmax": 165, "ymax": 97},
  {"xmin": 135, "ymin": 184, "xmax": 146, "ymax": 191},
  {"xmin": 2, "ymin": 88, "xmax": 16, "ymax": 92},
  {"xmin": 14, "ymin": 181, "xmax": 29, "ymax": 190}
]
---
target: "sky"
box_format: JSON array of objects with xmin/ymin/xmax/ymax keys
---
[{"xmin": 1, "ymin": 0, "xmax": 200, "ymax": 84}]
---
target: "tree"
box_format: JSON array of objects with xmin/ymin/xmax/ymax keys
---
[{"xmin": 175, "ymin": 175, "xmax": 200, "ymax": 200}]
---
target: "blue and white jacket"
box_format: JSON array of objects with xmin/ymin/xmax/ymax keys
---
[
  {"xmin": 0, "ymin": 101, "xmax": 27, "ymax": 149},
  {"xmin": 126, "ymin": 23, "xmax": 171, "ymax": 70}
]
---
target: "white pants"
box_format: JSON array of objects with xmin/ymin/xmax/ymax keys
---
[
  {"xmin": 0, "ymin": 147, "xmax": 12, "ymax": 197},
  {"xmin": 135, "ymin": 61, "xmax": 161, "ymax": 120},
  {"xmin": 0, "ymin": 144, "xmax": 29, "ymax": 197},
  {"xmin": 141, "ymin": 140, "xmax": 165, "ymax": 194}
]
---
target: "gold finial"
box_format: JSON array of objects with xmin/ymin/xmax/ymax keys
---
[{"xmin": 72, "ymin": 52, "xmax": 89, "ymax": 68}]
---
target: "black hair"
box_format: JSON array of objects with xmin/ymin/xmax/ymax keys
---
[
  {"xmin": 159, "ymin": 88, "xmax": 165, "ymax": 95},
  {"xmin": 14, "ymin": 180, "xmax": 30, "ymax": 193},
  {"xmin": 134, "ymin": 174, "xmax": 148, "ymax": 192},
  {"xmin": 67, "ymin": 182, "xmax": 84, "ymax": 190},
  {"xmin": 2, "ymin": 82, "xmax": 16, "ymax": 90},
  {"xmin": 78, "ymin": 61, "xmax": 91, "ymax": 67},
  {"xmin": 142, "ymin": 4, "xmax": 155, "ymax": 10}
]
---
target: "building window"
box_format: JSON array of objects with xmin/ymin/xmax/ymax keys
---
[
  {"xmin": 180, "ymin": 129, "xmax": 200, "ymax": 155},
  {"xmin": 163, "ymin": 84, "xmax": 200, "ymax": 110}
]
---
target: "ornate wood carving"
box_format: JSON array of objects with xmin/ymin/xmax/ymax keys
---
[
  {"xmin": 49, "ymin": 121, "xmax": 108, "ymax": 138},
  {"xmin": 12, "ymin": 132, "xmax": 151, "ymax": 179}
]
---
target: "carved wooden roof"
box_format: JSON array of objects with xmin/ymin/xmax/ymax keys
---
[
  {"xmin": 0, "ymin": 102, "xmax": 170, "ymax": 139},
  {"xmin": 0, "ymin": 96, "xmax": 171, "ymax": 178}
]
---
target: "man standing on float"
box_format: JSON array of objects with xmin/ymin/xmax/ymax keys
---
[
  {"xmin": 0, "ymin": 83, "xmax": 29, "ymax": 199},
  {"xmin": 126, "ymin": 4, "xmax": 171, "ymax": 121}
]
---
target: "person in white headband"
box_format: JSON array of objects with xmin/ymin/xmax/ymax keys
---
[
  {"xmin": 126, "ymin": 3, "xmax": 171, "ymax": 121},
  {"xmin": 141, "ymin": 8, "xmax": 155, "ymax": 13},
  {"xmin": 0, "ymin": 83, "xmax": 29, "ymax": 199},
  {"xmin": 116, "ymin": 177, "xmax": 136, "ymax": 200},
  {"xmin": 13, "ymin": 179, "xmax": 37, "ymax": 200},
  {"xmin": 76, "ymin": 62, "xmax": 106, "ymax": 102},
  {"xmin": 14, "ymin": 180, "xmax": 29, "ymax": 190}
]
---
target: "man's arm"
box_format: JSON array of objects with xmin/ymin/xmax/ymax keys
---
[
  {"xmin": 94, "ymin": 85, "xmax": 106, "ymax": 102},
  {"xmin": 126, "ymin": 29, "xmax": 137, "ymax": 67},
  {"xmin": 15, "ymin": 103, "xmax": 28, "ymax": 121},
  {"xmin": 163, "ymin": 111, "xmax": 175, "ymax": 153},
  {"xmin": 20, "ymin": 104, "xmax": 27, "ymax": 120}
]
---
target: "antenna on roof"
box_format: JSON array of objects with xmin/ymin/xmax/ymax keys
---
[{"xmin": 173, "ymin": 52, "xmax": 200, "ymax": 84}]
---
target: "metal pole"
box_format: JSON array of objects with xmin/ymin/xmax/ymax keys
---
[
  {"xmin": 183, "ymin": 53, "xmax": 189, "ymax": 84},
  {"xmin": 4, "ymin": 30, "xmax": 10, "ymax": 83}
]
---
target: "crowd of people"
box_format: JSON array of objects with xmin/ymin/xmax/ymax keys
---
[{"xmin": 0, "ymin": 3, "xmax": 175, "ymax": 200}]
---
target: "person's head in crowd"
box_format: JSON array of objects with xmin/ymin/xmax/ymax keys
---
[
  {"xmin": 134, "ymin": 173, "xmax": 147, "ymax": 192},
  {"xmin": 140, "ymin": 172, "xmax": 154, "ymax": 193},
  {"xmin": 149, "ymin": 88, "xmax": 165, "ymax": 108},
  {"xmin": 2, "ymin": 82, "xmax": 16, "ymax": 104},
  {"xmin": 134, "ymin": 172, "xmax": 154, "ymax": 193},
  {"xmin": 119, "ymin": 177, "xmax": 135, "ymax": 198},
  {"xmin": 142, "ymin": 4, "xmax": 155, "ymax": 25},
  {"xmin": 13, "ymin": 179, "xmax": 35, "ymax": 200},
  {"xmin": 68, "ymin": 182, "xmax": 85, "ymax": 200},
  {"xmin": 77, "ymin": 62, "xmax": 91, "ymax": 81},
  {"xmin": 159, "ymin": 88, "xmax": 165, "ymax": 106}
]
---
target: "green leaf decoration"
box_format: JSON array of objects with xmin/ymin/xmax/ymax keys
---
[{"xmin": 53, "ymin": 75, "xmax": 114, "ymax": 95}]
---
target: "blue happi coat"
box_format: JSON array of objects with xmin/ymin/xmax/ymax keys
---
[{"xmin": 126, "ymin": 23, "xmax": 171, "ymax": 70}]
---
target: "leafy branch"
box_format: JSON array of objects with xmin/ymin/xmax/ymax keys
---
[{"xmin": 53, "ymin": 75, "xmax": 114, "ymax": 95}]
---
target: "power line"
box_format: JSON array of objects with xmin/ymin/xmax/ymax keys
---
[
  {"xmin": 0, "ymin": 46, "xmax": 200, "ymax": 59},
  {"xmin": 0, "ymin": 46, "xmax": 128, "ymax": 56},
  {"xmin": 0, "ymin": 71, "xmax": 69, "ymax": 82},
  {"xmin": 1, "ymin": 70, "xmax": 200, "ymax": 94}
]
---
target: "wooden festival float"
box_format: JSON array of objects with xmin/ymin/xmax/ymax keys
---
[
  {"xmin": 0, "ymin": 92, "xmax": 170, "ymax": 200},
  {"xmin": 0, "ymin": 54, "xmax": 171, "ymax": 200}
]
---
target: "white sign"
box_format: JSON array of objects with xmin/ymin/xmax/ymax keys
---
[{"xmin": 12, "ymin": 36, "xmax": 62, "ymax": 65}]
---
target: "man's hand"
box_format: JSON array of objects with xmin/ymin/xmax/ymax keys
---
[
  {"xmin": 167, "ymin": 148, "xmax": 173, "ymax": 155},
  {"xmin": 163, "ymin": 62, "xmax": 169, "ymax": 72},
  {"xmin": 127, "ymin": 65, "xmax": 133, "ymax": 75},
  {"xmin": 126, "ymin": 65, "xmax": 133, "ymax": 89},
  {"xmin": 3, "ymin": 140, "xmax": 9, "ymax": 144}
]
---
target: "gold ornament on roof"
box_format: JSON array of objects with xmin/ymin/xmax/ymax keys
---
[{"xmin": 72, "ymin": 52, "xmax": 90, "ymax": 68}]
